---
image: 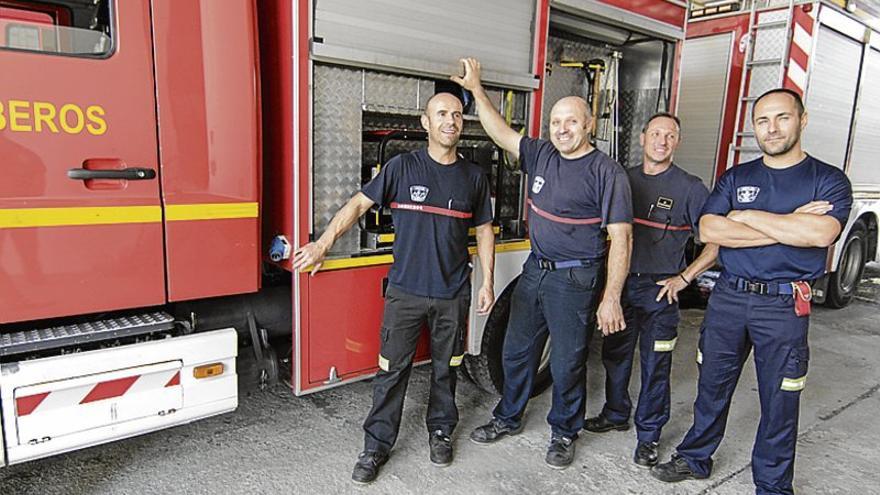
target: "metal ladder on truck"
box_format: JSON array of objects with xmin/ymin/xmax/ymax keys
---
[{"xmin": 728, "ymin": 0, "xmax": 797, "ymax": 167}]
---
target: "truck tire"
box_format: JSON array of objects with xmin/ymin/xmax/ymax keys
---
[
  {"xmin": 826, "ymin": 219, "xmax": 867, "ymax": 308},
  {"xmin": 463, "ymin": 277, "xmax": 553, "ymax": 397}
]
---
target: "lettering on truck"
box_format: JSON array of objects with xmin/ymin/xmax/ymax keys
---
[{"xmin": 0, "ymin": 100, "xmax": 107, "ymax": 135}]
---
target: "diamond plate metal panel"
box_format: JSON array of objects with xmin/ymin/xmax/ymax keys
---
[
  {"xmin": 313, "ymin": 64, "xmax": 363, "ymax": 255},
  {"xmin": 747, "ymin": 64, "xmax": 782, "ymax": 100},
  {"xmin": 619, "ymin": 89, "xmax": 661, "ymax": 169},
  {"xmin": 365, "ymin": 72, "xmax": 420, "ymax": 109},
  {"xmin": 418, "ymin": 80, "xmax": 435, "ymax": 109}
]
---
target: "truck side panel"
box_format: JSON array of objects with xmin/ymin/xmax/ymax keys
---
[{"xmin": 151, "ymin": 0, "xmax": 261, "ymax": 302}]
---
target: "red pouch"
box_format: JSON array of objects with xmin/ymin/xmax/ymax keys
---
[{"xmin": 791, "ymin": 281, "xmax": 811, "ymax": 317}]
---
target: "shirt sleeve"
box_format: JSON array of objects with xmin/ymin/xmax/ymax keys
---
[
  {"xmin": 816, "ymin": 167, "xmax": 853, "ymax": 229},
  {"xmin": 360, "ymin": 155, "xmax": 401, "ymax": 207},
  {"xmin": 701, "ymin": 169, "xmax": 735, "ymax": 217},
  {"xmin": 686, "ymin": 179, "xmax": 711, "ymax": 241},
  {"xmin": 472, "ymin": 171, "xmax": 494, "ymax": 227},
  {"xmin": 518, "ymin": 136, "xmax": 547, "ymax": 176},
  {"xmin": 600, "ymin": 161, "xmax": 633, "ymax": 226}
]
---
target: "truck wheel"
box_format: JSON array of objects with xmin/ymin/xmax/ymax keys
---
[
  {"xmin": 826, "ymin": 219, "xmax": 867, "ymax": 308},
  {"xmin": 463, "ymin": 277, "xmax": 553, "ymax": 397}
]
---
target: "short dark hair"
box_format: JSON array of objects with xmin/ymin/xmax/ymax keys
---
[
  {"xmin": 641, "ymin": 112, "xmax": 681, "ymax": 133},
  {"xmin": 752, "ymin": 88, "xmax": 805, "ymax": 120}
]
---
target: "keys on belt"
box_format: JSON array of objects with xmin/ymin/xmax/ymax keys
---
[{"xmin": 536, "ymin": 258, "xmax": 596, "ymax": 271}]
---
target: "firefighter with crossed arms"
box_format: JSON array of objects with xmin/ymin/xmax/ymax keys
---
[{"xmin": 652, "ymin": 88, "xmax": 853, "ymax": 495}]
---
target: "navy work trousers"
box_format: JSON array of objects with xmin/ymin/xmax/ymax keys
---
[
  {"xmin": 599, "ymin": 273, "xmax": 680, "ymax": 443},
  {"xmin": 676, "ymin": 274, "xmax": 809, "ymax": 495},
  {"xmin": 493, "ymin": 254, "xmax": 602, "ymax": 439},
  {"xmin": 363, "ymin": 285, "xmax": 469, "ymax": 454}
]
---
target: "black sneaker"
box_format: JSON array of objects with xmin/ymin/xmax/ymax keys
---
[
  {"xmin": 429, "ymin": 430, "xmax": 453, "ymax": 467},
  {"xmin": 351, "ymin": 450, "xmax": 389, "ymax": 485},
  {"xmin": 583, "ymin": 413, "xmax": 630, "ymax": 433},
  {"xmin": 633, "ymin": 441, "xmax": 659, "ymax": 468},
  {"xmin": 651, "ymin": 454, "xmax": 708, "ymax": 483},
  {"xmin": 469, "ymin": 418, "xmax": 524, "ymax": 444},
  {"xmin": 545, "ymin": 435, "xmax": 576, "ymax": 469}
]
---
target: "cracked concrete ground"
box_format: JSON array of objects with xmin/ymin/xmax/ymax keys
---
[{"xmin": 2, "ymin": 264, "xmax": 878, "ymax": 494}]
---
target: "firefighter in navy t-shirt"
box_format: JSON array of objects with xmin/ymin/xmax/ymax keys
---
[
  {"xmin": 292, "ymin": 93, "xmax": 496, "ymax": 485},
  {"xmin": 453, "ymin": 58, "xmax": 633, "ymax": 469},
  {"xmin": 652, "ymin": 89, "xmax": 853, "ymax": 495},
  {"xmin": 584, "ymin": 113, "xmax": 719, "ymax": 467}
]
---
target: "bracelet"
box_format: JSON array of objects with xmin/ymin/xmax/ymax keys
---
[{"xmin": 679, "ymin": 273, "xmax": 691, "ymax": 284}]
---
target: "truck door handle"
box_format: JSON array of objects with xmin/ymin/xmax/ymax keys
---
[{"xmin": 67, "ymin": 167, "xmax": 157, "ymax": 181}]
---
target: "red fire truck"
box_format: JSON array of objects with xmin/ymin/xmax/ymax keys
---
[
  {"xmin": 1, "ymin": 0, "xmax": 689, "ymax": 466},
  {"xmin": 676, "ymin": 0, "xmax": 880, "ymax": 307}
]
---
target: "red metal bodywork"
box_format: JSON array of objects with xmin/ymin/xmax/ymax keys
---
[
  {"xmin": 151, "ymin": 0, "xmax": 261, "ymax": 302},
  {"xmin": 0, "ymin": 0, "xmax": 165, "ymax": 323},
  {"xmin": 598, "ymin": 0, "xmax": 687, "ymax": 28}
]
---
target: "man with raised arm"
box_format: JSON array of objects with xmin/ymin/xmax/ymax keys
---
[{"xmin": 452, "ymin": 57, "xmax": 633, "ymax": 469}]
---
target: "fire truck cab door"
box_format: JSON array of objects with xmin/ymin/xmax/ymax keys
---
[{"xmin": 0, "ymin": 0, "xmax": 165, "ymax": 323}]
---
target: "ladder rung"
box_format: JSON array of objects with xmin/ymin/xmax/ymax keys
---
[
  {"xmin": 748, "ymin": 58, "xmax": 783, "ymax": 66},
  {"xmin": 742, "ymin": 96, "xmax": 759, "ymax": 102},
  {"xmin": 733, "ymin": 146, "xmax": 761, "ymax": 152},
  {"xmin": 754, "ymin": 20, "xmax": 788, "ymax": 29},
  {"xmin": 737, "ymin": 131, "xmax": 755, "ymax": 138}
]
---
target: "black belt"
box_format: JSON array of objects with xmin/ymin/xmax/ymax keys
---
[
  {"xmin": 536, "ymin": 258, "xmax": 597, "ymax": 271},
  {"xmin": 723, "ymin": 273, "xmax": 795, "ymax": 296}
]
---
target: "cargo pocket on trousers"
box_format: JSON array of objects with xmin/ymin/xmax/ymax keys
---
[{"xmin": 780, "ymin": 345, "xmax": 809, "ymax": 392}]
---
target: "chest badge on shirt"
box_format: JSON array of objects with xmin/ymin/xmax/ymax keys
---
[
  {"xmin": 736, "ymin": 186, "xmax": 761, "ymax": 204},
  {"xmin": 532, "ymin": 176, "xmax": 545, "ymax": 194},
  {"xmin": 657, "ymin": 196, "xmax": 674, "ymax": 210},
  {"xmin": 409, "ymin": 185, "xmax": 429, "ymax": 203}
]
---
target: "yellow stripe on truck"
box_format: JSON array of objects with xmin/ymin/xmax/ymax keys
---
[
  {"xmin": 0, "ymin": 202, "xmax": 258, "ymax": 229},
  {"xmin": 165, "ymin": 202, "xmax": 259, "ymax": 221},
  {"xmin": 0, "ymin": 205, "xmax": 162, "ymax": 228}
]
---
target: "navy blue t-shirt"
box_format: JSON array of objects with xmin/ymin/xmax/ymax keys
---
[
  {"xmin": 519, "ymin": 137, "xmax": 632, "ymax": 261},
  {"xmin": 701, "ymin": 155, "xmax": 853, "ymax": 282},
  {"xmin": 628, "ymin": 164, "xmax": 709, "ymax": 274},
  {"xmin": 361, "ymin": 149, "xmax": 493, "ymax": 299}
]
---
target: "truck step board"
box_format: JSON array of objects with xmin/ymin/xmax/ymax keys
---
[{"xmin": 0, "ymin": 312, "xmax": 175, "ymax": 358}]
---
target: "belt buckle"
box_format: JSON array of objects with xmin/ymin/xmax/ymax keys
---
[
  {"xmin": 538, "ymin": 259, "xmax": 554, "ymax": 271},
  {"xmin": 746, "ymin": 281, "xmax": 768, "ymax": 295}
]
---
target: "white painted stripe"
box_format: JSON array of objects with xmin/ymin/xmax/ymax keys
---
[
  {"xmin": 788, "ymin": 59, "xmax": 808, "ymax": 91},
  {"xmin": 793, "ymin": 23, "xmax": 813, "ymax": 55},
  {"xmin": 125, "ymin": 369, "xmax": 179, "ymax": 394}
]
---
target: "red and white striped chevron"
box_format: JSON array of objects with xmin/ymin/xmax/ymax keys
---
[
  {"xmin": 15, "ymin": 367, "xmax": 181, "ymax": 418},
  {"xmin": 784, "ymin": 5, "xmax": 819, "ymax": 96}
]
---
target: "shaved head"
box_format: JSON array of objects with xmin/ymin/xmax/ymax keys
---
[
  {"xmin": 550, "ymin": 96, "xmax": 591, "ymax": 122},
  {"xmin": 425, "ymin": 92, "xmax": 463, "ymax": 115}
]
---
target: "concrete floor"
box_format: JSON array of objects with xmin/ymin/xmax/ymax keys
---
[{"xmin": 2, "ymin": 265, "xmax": 879, "ymax": 495}]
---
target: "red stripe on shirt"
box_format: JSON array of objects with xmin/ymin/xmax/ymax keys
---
[
  {"xmin": 390, "ymin": 202, "xmax": 473, "ymax": 219},
  {"xmin": 633, "ymin": 218, "xmax": 692, "ymax": 231},
  {"xmin": 527, "ymin": 199, "xmax": 601, "ymax": 225}
]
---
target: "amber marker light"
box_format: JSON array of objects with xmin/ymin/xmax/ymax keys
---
[{"xmin": 193, "ymin": 363, "xmax": 225, "ymax": 379}]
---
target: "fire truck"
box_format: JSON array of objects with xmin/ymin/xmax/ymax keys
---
[
  {"xmin": 676, "ymin": 0, "xmax": 880, "ymax": 307},
  {"xmin": 1, "ymin": 0, "xmax": 686, "ymax": 467}
]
